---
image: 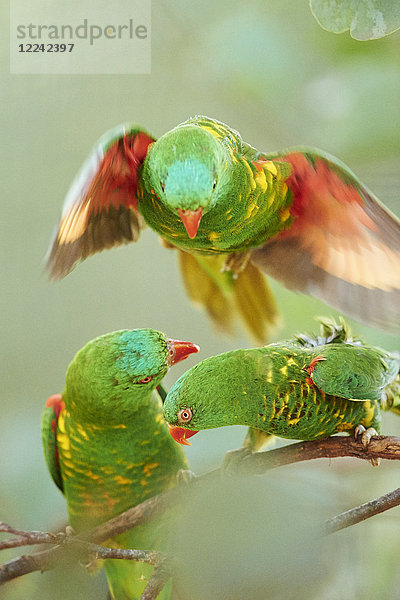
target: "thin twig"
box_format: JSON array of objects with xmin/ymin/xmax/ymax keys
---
[
  {"xmin": 0, "ymin": 536, "xmax": 163, "ymax": 584},
  {"xmin": 0, "ymin": 522, "xmax": 63, "ymax": 550},
  {"xmin": 325, "ymin": 487, "xmax": 400, "ymax": 534},
  {"xmin": 139, "ymin": 558, "xmax": 172, "ymax": 600}
]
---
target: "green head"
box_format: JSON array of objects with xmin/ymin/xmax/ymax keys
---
[
  {"xmin": 163, "ymin": 349, "xmax": 266, "ymax": 445},
  {"xmin": 64, "ymin": 329, "xmax": 199, "ymax": 424},
  {"xmin": 142, "ymin": 123, "xmax": 231, "ymax": 238}
]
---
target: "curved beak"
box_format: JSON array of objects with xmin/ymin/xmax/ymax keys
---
[
  {"xmin": 167, "ymin": 339, "xmax": 200, "ymax": 365},
  {"xmin": 177, "ymin": 207, "xmax": 203, "ymax": 239},
  {"xmin": 168, "ymin": 425, "xmax": 199, "ymax": 446}
]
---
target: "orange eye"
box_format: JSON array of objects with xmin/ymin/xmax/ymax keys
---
[
  {"xmin": 178, "ymin": 407, "xmax": 193, "ymax": 423},
  {"xmin": 138, "ymin": 376, "xmax": 153, "ymax": 384}
]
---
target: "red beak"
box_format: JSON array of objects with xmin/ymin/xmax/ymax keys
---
[
  {"xmin": 167, "ymin": 339, "xmax": 200, "ymax": 365},
  {"xmin": 168, "ymin": 425, "xmax": 199, "ymax": 446},
  {"xmin": 177, "ymin": 207, "xmax": 203, "ymax": 239}
]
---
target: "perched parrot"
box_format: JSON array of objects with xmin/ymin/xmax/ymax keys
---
[
  {"xmin": 46, "ymin": 116, "xmax": 400, "ymax": 342},
  {"xmin": 163, "ymin": 319, "xmax": 400, "ymax": 451},
  {"xmin": 41, "ymin": 328, "xmax": 199, "ymax": 600}
]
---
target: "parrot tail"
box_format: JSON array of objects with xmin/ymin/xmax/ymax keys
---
[{"xmin": 178, "ymin": 251, "xmax": 279, "ymax": 343}]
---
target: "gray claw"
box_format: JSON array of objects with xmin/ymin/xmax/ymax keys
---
[
  {"xmin": 176, "ymin": 469, "xmax": 197, "ymax": 484},
  {"xmin": 354, "ymin": 425, "xmax": 380, "ymax": 467},
  {"xmin": 354, "ymin": 425, "xmax": 379, "ymax": 449}
]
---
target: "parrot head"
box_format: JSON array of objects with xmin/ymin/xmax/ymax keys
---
[
  {"xmin": 163, "ymin": 351, "xmax": 247, "ymax": 445},
  {"xmin": 144, "ymin": 123, "xmax": 230, "ymax": 239},
  {"xmin": 65, "ymin": 328, "xmax": 199, "ymax": 424}
]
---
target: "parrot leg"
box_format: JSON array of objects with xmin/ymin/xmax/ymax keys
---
[
  {"xmin": 221, "ymin": 251, "xmax": 251, "ymax": 277},
  {"xmin": 354, "ymin": 425, "xmax": 380, "ymax": 467},
  {"xmin": 221, "ymin": 429, "xmax": 275, "ymax": 475},
  {"xmin": 176, "ymin": 468, "xmax": 197, "ymax": 484},
  {"xmin": 221, "ymin": 446, "xmax": 253, "ymax": 476},
  {"xmin": 243, "ymin": 428, "xmax": 275, "ymax": 452}
]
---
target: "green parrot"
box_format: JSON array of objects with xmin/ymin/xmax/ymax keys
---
[
  {"xmin": 163, "ymin": 319, "xmax": 400, "ymax": 451},
  {"xmin": 46, "ymin": 116, "xmax": 400, "ymax": 342},
  {"xmin": 41, "ymin": 328, "xmax": 199, "ymax": 600}
]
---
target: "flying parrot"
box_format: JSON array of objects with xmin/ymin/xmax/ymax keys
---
[
  {"xmin": 163, "ymin": 319, "xmax": 400, "ymax": 452},
  {"xmin": 46, "ymin": 116, "xmax": 400, "ymax": 342},
  {"xmin": 41, "ymin": 328, "xmax": 199, "ymax": 600}
]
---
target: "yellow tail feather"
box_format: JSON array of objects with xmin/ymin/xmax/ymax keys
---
[{"xmin": 178, "ymin": 251, "xmax": 279, "ymax": 343}]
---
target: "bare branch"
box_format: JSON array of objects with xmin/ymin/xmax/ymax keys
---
[
  {"xmin": 82, "ymin": 488, "xmax": 180, "ymax": 546},
  {"xmin": 325, "ymin": 487, "xmax": 400, "ymax": 534},
  {"xmin": 0, "ymin": 536, "xmax": 164, "ymax": 585},
  {"xmin": 0, "ymin": 522, "xmax": 63, "ymax": 550},
  {"xmin": 233, "ymin": 435, "xmax": 400, "ymax": 475},
  {"xmin": 139, "ymin": 558, "xmax": 172, "ymax": 600},
  {"xmin": 1, "ymin": 434, "xmax": 400, "ymax": 589}
]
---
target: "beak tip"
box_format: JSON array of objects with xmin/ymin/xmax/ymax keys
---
[
  {"xmin": 169, "ymin": 340, "xmax": 200, "ymax": 365},
  {"xmin": 168, "ymin": 425, "xmax": 199, "ymax": 446},
  {"xmin": 177, "ymin": 207, "xmax": 203, "ymax": 239}
]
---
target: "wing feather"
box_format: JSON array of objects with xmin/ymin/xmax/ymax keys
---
[
  {"xmin": 252, "ymin": 148, "xmax": 400, "ymax": 332},
  {"xmin": 41, "ymin": 394, "xmax": 65, "ymax": 492},
  {"xmin": 46, "ymin": 124, "xmax": 155, "ymax": 279}
]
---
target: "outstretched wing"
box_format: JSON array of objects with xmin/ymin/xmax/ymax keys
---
[
  {"xmin": 251, "ymin": 148, "xmax": 400, "ymax": 333},
  {"xmin": 46, "ymin": 124, "xmax": 155, "ymax": 279},
  {"xmin": 41, "ymin": 393, "xmax": 65, "ymax": 492}
]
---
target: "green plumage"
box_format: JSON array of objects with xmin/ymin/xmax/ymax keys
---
[
  {"xmin": 41, "ymin": 329, "xmax": 193, "ymax": 600},
  {"xmin": 163, "ymin": 319, "xmax": 400, "ymax": 447},
  {"xmin": 47, "ymin": 116, "xmax": 400, "ymax": 341},
  {"xmin": 139, "ymin": 116, "xmax": 293, "ymax": 253}
]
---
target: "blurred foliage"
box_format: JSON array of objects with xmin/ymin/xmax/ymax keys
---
[
  {"xmin": 0, "ymin": 0, "xmax": 399, "ymax": 598},
  {"xmin": 310, "ymin": 0, "xmax": 400, "ymax": 40}
]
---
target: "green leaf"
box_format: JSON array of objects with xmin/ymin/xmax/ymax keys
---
[{"xmin": 310, "ymin": 0, "xmax": 400, "ymax": 40}]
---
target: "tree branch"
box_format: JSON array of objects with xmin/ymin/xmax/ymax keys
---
[
  {"xmin": 232, "ymin": 435, "xmax": 400, "ymax": 475},
  {"xmin": 139, "ymin": 558, "xmax": 172, "ymax": 600},
  {"xmin": 0, "ymin": 523, "xmax": 64, "ymax": 550},
  {"xmin": 1, "ymin": 434, "xmax": 400, "ymax": 589},
  {"xmin": 325, "ymin": 487, "xmax": 400, "ymax": 534}
]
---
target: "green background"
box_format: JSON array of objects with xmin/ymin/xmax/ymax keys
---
[{"xmin": 1, "ymin": 1, "xmax": 399, "ymax": 598}]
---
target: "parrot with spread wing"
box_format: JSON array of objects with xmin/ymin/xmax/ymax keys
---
[
  {"xmin": 46, "ymin": 116, "xmax": 400, "ymax": 342},
  {"xmin": 41, "ymin": 328, "xmax": 199, "ymax": 600},
  {"xmin": 163, "ymin": 319, "xmax": 400, "ymax": 451}
]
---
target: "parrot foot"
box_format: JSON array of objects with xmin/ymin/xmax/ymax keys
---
[
  {"xmin": 221, "ymin": 252, "xmax": 250, "ymax": 277},
  {"xmin": 65, "ymin": 525, "xmax": 76, "ymax": 536},
  {"xmin": 176, "ymin": 468, "xmax": 197, "ymax": 484},
  {"xmin": 221, "ymin": 446, "xmax": 253, "ymax": 476},
  {"xmin": 83, "ymin": 554, "xmax": 101, "ymax": 574},
  {"xmin": 354, "ymin": 425, "xmax": 380, "ymax": 467}
]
